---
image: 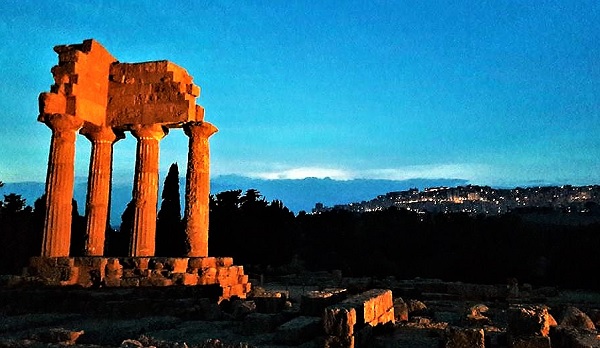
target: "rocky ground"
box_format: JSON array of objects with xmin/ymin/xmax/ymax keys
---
[{"xmin": 1, "ymin": 273, "xmax": 600, "ymax": 347}]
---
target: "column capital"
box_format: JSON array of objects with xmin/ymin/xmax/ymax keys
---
[
  {"xmin": 184, "ymin": 121, "xmax": 218, "ymax": 138},
  {"xmin": 130, "ymin": 124, "xmax": 168, "ymax": 141},
  {"xmin": 80, "ymin": 123, "xmax": 125, "ymax": 144},
  {"xmin": 40, "ymin": 114, "xmax": 84, "ymax": 140}
]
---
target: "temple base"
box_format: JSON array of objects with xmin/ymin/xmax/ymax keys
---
[{"xmin": 26, "ymin": 256, "xmax": 251, "ymax": 301}]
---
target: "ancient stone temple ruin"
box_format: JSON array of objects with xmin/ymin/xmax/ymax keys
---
[{"xmin": 27, "ymin": 39, "xmax": 250, "ymax": 299}]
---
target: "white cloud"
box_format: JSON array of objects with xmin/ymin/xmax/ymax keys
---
[
  {"xmin": 249, "ymin": 167, "xmax": 352, "ymax": 180},
  {"xmin": 238, "ymin": 163, "xmax": 491, "ymax": 182}
]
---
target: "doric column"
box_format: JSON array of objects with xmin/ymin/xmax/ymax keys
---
[
  {"xmin": 183, "ymin": 121, "xmax": 218, "ymax": 257},
  {"xmin": 80, "ymin": 125, "xmax": 123, "ymax": 256},
  {"xmin": 129, "ymin": 124, "xmax": 168, "ymax": 257},
  {"xmin": 41, "ymin": 114, "xmax": 84, "ymax": 257}
]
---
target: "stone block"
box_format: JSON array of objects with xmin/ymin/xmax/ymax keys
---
[
  {"xmin": 59, "ymin": 266, "xmax": 79, "ymax": 285},
  {"xmin": 221, "ymin": 286, "xmax": 231, "ymax": 299},
  {"xmin": 274, "ymin": 316, "xmax": 322, "ymax": 345},
  {"xmin": 217, "ymin": 257, "xmax": 234, "ymax": 267},
  {"xmin": 393, "ymin": 298, "xmax": 409, "ymax": 322},
  {"xmin": 217, "ymin": 267, "xmax": 236, "ymax": 286},
  {"xmin": 180, "ymin": 273, "xmax": 199, "ymax": 286},
  {"xmin": 120, "ymin": 257, "xmax": 150, "ymax": 270},
  {"xmin": 120, "ymin": 277, "xmax": 140, "ymax": 287},
  {"xmin": 324, "ymin": 335, "xmax": 354, "ymax": 348},
  {"xmin": 230, "ymin": 284, "xmax": 246, "ymax": 298},
  {"xmin": 377, "ymin": 307, "xmax": 395, "ymax": 325},
  {"xmin": 559, "ymin": 306, "xmax": 596, "ymax": 330},
  {"xmin": 198, "ymin": 267, "xmax": 217, "ymax": 285},
  {"xmin": 508, "ymin": 305, "xmax": 551, "ymax": 337},
  {"xmin": 301, "ymin": 288, "xmax": 348, "ymax": 316},
  {"xmin": 56, "ymin": 257, "xmax": 75, "ymax": 267},
  {"xmin": 324, "ymin": 305, "xmax": 357, "ymax": 337},
  {"xmin": 340, "ymin": 289, "xmax": 394, "ymax": 326},
  {"xmin": 164, "ymin": 258, "xmax": 189, "ymax": 274},
  {"xmin": 105, "ymin": 258, "xmax": 122, "ymax": 271},
  {"xmin": 104, "ymin": 277, "xmax": 121, "ymax": 287},
  {"xmin": 140, "ymin": 277, "xmax": 173, "ymax": 287},
  {"xmin": 508, "ymin": 335, "xmax": 551, "ymax": 348},
  {"xmin": 188, "ymin": 257, "xmax": 216, "ymax": 269},
  {"xmin": 253, "ymin": 292, "xmax": 288, "ymax": 314},
  {"xmin": 41, "ymin": 39, "xmax": 116, "ymax": 126},
  {"xmin": 553, "ymin": 327, "xmax": 600, "ymax": 348},
  {"xmin": 445, "ymin": 327, "xmax": 485, "ymax": 348},
  {"xmin": 107, "ymin": 61, "xmax": 198, "ymax": 127}
]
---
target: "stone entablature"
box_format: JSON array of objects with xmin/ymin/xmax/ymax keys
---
[{"xmin": 29, "ymin": 39, "xmax": 249, "ymax": 299}]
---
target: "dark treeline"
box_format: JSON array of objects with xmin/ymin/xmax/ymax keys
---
[
  {"xmin": 209, "ymin": 190, "xmax": 600, "ymax": 290},
  {"xmin": 1, "ymin": 174, "xmax": 600, "ymax": 290}
]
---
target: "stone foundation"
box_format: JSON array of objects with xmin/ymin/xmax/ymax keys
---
[{"xmin": 27, "ymin": 256, "xmax": 251, "ymax": 300}]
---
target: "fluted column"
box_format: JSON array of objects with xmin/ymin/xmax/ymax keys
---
[
  {"xmin": 129, "ymin": 124, "xmax": 168, "ymax": 257},
  {"xmin": 81, "ymin": 125, "xmax": 123, "ymax": 256},
  {"xmin": 183, "ymin": 121, "xmax": 218, "ymax": 257},
  {"xmin": 41, "ymin": 114, "xmax": 84, "ymax": 257}
]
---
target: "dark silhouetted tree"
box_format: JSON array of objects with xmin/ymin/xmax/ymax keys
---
[
  {"xmin": 2, "ymin": 193, "xmax": 26, "ymax": 214},
  {"xmin": 0, "ymin": 193, "xmax": 39, "ymax": 274},
  {"xmin": 69, "ymin": 199, "xmax": 86, "ymax": 256},
  {"xmin": 156, "ymin": 163, "xmax": 185, "ymax": 256},
  {"xmin": 106, "ymin": 199, "xmax": 135, "ymax": 256}
]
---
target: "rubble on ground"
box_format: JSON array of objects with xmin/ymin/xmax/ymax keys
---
[{"xmin": 2, "ymin": 272, "xmax": 600, "ymax": 347}]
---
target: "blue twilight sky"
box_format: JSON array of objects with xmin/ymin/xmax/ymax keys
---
[{"xmin": 0, "ymin": 1, "xmax": 598, "ymax": 187}]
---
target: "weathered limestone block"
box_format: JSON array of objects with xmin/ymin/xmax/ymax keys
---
[
  {"xmin": 324, "ymin": 305, "xmax": 357, "ymax": 337},
  {"xmin": 393, "ymin": 297, "xmax": 409, "ymax": 322},
  {"xmin": 230, "ymin": 284, "xmax": 247, "ymax": 299},
  {"xmin": 253, "ymin": 291, "xmax": 288, "ymax": 314},
  {"xmin": 508, "ymin": 305, "xmax": 551, "ymax": 337},
  {"xmin": 74, "ymin": 257, "xmax": 108, "ymax": 286},
  {"xmin": 217, "ymin": 257, "xmax": 234, "ymax": 267},
  {"xmin": 445, "ymin": 327, "xmax": 485, "ymax": 348},
  {"xmin": 274, "ymin": 316, "xmax": 323, "ymax": 345},
  {"xmin": 140, "ymin": 276, "xmax": 173, "ymax": 287},
  {"xmin": 508, "ymin": 335, "xmax": 551, "ymax": 348},
  {"xmin": 238, "ymin": 274, "xmax": 249, "ymax": 284},
  {"xmin": 188, "ymin": 257, "xmax": 217, "ymax": 269},
  {"xmin": 40, "ymin": 39, "xmax": 116, "ymax": 126},
  {"xmin": 105, "ymin": 258, "xmax": 123, "ymax": 276},
  {"xmin": 324, "ymin": 335, "xmax": 354, "ymax": 348},
  {"xmin": 301, "ymin": 288, "xmax": 348, "ymax": 316},
  {"xmin": 559, "ymin": 306, "xmax": 596, "ymax": 330},
  {"xmin": 163, "ymin": 258, "xmax": 189, "ymax": 274},
  {"xmin": 340, "ymin": 289, "xmax": 394, "ymax": 326},
  {"xmin": 120, "ymin": 257, "xmax": 151, "ymax": 270},
  {"xmin": 553, "ymin": 327, "xmax": 600, "ymax": 348},
  {"xmin": 28, "ymin": 257, "xmax": 78, "ymax": 284},
  {"xmin": 198, "ymin": 267, "xmax": 218, "ymax": 285},
  {"xmin": 120, "ymin": 277, "xmax": 141, "ymax": 287},
  {"xmin": 107, "ymin": 61, "xmax": 200, "ymax": 127},
  {"xmin": 172, "ymin": 273, "xmax": 198, "ymax": 286}
]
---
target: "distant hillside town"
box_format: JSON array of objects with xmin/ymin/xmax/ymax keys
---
[{"xmin": 313, "ymin": 185, "xmax": 600, "ymax": 216}]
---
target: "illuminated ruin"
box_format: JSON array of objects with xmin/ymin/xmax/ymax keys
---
[{"xmin": 29, "ymin": 39, "xmax": 249, "ymax": 298}]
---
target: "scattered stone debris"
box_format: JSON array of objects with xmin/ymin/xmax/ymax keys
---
[{"xmin": 2, "ymin": 275, "xmax": 600, "ymax": 347}]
